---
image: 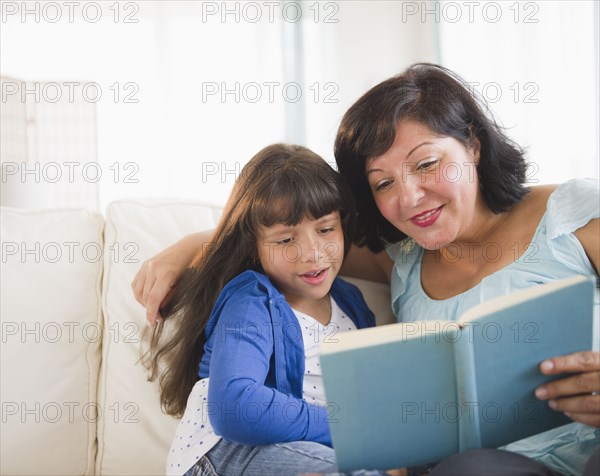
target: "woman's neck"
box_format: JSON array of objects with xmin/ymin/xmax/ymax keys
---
[
  {"xmin": 445, "ymin": 209, "xmax": 509, "ymax": 260},
  {"xmin": 420, "ymin": 187, "xmax": 551, "ymax": 300}
]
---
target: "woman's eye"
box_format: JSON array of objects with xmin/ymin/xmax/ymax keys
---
[
  {"xmin": 416, "ymin": 159, "xmax": 439, "ymax": 171},
  {"xmin": 374, "ymin": 180, "xmax": 393, "ymax": 192}
]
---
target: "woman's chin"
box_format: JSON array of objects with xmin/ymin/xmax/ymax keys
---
[
  {"xmin": 422, "ymin": 241, "xmax": 449, "ymax": 251},
  {"xmin": 411, "ymin": 232, "xmax": 453, "ymax": 251}
]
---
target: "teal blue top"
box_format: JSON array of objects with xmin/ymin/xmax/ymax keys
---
[{"xmin": 386, "ymin": 178, "xmax": 600, "ymax": 475}]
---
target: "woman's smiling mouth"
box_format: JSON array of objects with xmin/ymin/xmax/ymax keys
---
[{"xmin": 410, "ymin": 206, "xmax": 443, "ymax": 227}]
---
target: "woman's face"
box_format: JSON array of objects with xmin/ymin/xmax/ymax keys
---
[{"xmin": 365, "ymin": 120, "xmax": 482, "ymax": 250}]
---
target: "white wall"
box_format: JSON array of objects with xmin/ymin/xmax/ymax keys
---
[
  {"xmin": 1, "ymin": 1, "xmax": 598, "ymax": 211},
  {"xmin": 439, "ymin": 0, "xmax": 598, "ymax": 184}
]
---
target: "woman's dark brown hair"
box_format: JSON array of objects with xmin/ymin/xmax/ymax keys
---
[
  {"xmin": 143, "ymin": 143, "xmax": 355, "ymax": 417},
  {"xmin": 335, "ymin": 63, "xmax": 529, "ymax": 253}
]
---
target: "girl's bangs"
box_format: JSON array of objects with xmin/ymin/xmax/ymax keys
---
[{"xmin": 254, "ymin": 170, "xmax": 343, "ymax": 228}]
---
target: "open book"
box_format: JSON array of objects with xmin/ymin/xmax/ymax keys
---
[{"xmin": 320, "ymin": 276, "xmax": 595, "ymax": 471}]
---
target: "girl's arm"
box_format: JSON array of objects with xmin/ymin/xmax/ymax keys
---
[
  {"xmin": 207, "ymin": 295, "xmax": 332, "ymax": 446},
  {"xmin": 131, "ymin": 230, "xmax": 214, "ymax": 325}
]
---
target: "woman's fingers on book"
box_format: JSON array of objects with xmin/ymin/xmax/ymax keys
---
[
  {"xmin": 536, "ymin": 351, "xmax": 600, "ymax": 413},
  {"xmin": 548, "ymin": 393, "xmax": 600, "ymax": 415},
  {"xmin": 562, "ymin": 408, "xmax": 600, "ymax": 427},
  {"xmin": 541, "ymin": 371, "xmax": 600, "ymax": 427},
  {"xmin": 568, "ymin": 413, "xmax": 600, "ymax": 427},
  {"xmin": 536, "ymin": 371, "xmax": 600, "ymax": 400},
  {"xmin": 540, "ymin": 351, "xmax": 600, "ymax": 375},
  {"xmin": 384, "ymin": 469, "xmax": 407, "ymax": 476}
]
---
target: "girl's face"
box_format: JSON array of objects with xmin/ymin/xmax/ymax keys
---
[
  {"xmin": 257, "ymin": 211, "xmax": 344, "ymax": 309},
  {"xmin": 365, "ymin": 120, "xmax": 483, "ymax": 250}
]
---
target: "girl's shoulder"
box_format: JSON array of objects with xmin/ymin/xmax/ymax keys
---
[
  {"xmin": 331, "ymin": 277, "xmax": 376, "ymax": 328},
  {"xmin": 211, "ymin": 271, "xmax": 284, "ymax": 316},
  {"xmin": 204, "ymin": 271, "xmax": 282, "ymax": 338},
  {"xmin": 219, "ymin": 270, "xmax": 282, "ymax": 302},
  {"xmin": 330, "ymin": 277, "xmax": 369, "ymax": 309}
]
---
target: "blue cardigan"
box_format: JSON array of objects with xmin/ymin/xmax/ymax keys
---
[{"xmin": 198, "ymin": 270, "xmax": 375, "ymax": 447}]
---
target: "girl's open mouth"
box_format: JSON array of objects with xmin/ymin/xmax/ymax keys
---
[{"xmin": 299, "ymin": 268, "xmax": 329, "ymax": 284}]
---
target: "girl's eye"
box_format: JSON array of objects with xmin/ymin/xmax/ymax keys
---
[
  {"xmin": 276, "ymin": 237, "xmax": 293, "ymax": 245},
  {"xmin": 319, "ymin": 227, "xmax": 334, "ymax": 234},
  {"xmin": 416, "ymin": 158, "xmax": 440, "ymax": 171}
]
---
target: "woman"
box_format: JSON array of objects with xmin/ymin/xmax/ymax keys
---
[{"xmin": 133, "ymin": 64, "xmax": 599, "ymax": 475}]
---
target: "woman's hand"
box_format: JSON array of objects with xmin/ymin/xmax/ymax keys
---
[
  {"xmin": 535, "ymin": 351, "xmax": 600, "ymax": 427},
  {"xmin": 131, "ymin": 231, "xmax": 212, "ymax": 326}
]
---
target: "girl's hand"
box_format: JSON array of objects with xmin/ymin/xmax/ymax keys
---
[
  {"xmin": 131, "ymin": 231, "xmax": 212, "ymax": 326},
  {"xmin": 535, "ymin": 351, "xmax": 600, "ymax": 427}
]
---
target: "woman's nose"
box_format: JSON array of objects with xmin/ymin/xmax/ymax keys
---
[{"xmin": 397, "ymin": 175, "xmax": 425, "ymax": 209}]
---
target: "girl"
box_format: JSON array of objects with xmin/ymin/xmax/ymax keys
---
[{"xmin": 143, "ymin": 144, "xmax": 376, "ymax": 476}]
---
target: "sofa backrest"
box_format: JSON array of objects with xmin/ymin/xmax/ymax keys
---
[{"xmin": 97, "ymin": 199, "xmax": 224, "ymax": 475}]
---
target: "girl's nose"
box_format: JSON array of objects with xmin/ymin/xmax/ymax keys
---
[{"xmin": 299, "ymin": 235, "xmax": 321, "ymax": 263}]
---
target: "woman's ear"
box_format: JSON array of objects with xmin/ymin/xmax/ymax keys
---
[
  {"xmin": 468, "ymin": 128, "xmax": 481, "ymax": 164},
  {"xmin": 472, "ymin": 138, "xmax": 481, "ymax": 165}
]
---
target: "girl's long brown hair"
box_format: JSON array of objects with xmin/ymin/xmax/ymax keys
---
[{"xmin": 142, "ymin": 144, "xmax": 355, "ymax": 417}]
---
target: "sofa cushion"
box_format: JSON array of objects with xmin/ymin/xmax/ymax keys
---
[
  {"xmin": 343, "ymin": 277, "xmax": 394, "ymax": 326},
  {"xmin": 98, "ymin": 199, "xmax": 223, "ymax": 476},
  {"xmin": 0, "ymin": 207, "xmax": 104, "ymax": 476}
]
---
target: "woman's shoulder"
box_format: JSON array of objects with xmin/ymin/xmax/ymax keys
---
[
  {"xmin": 514, "ymin": 183, "xmax": 557, "ymax": 216},
  {"xmin": 526, "ymin": 178, "xmax": 598, "ymax": 200},
  {"xmin": 540, "ymin": 179, "xmax": 598, "ymax": 238},
  {"xmin": 515, "ymin": 179, "xmax": 599, "ymax": 237},
  {"xmin": 525, "ymin": 178, "xmax": 599, "ymax": 204}
]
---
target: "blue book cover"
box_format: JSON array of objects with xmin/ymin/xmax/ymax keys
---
[{"xmin": 320, "ymin": 276, "xmax": 595, "ymax": 472}]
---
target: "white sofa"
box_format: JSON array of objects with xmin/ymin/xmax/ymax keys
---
[{"xmin": 0, "ymin": 199, "xmax": 394, "ymax": 476}]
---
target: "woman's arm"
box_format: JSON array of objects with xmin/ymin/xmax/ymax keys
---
[
  {"xmin": 535, "ymin": 218, "xmax": 600, "ymax": 427},
  {"xmin": 131, "ymin": 230, "xmax": 214, "ymax": 325},
  {"xmin": 132, "ymin": 180, "xmax": 245, "ymax": 325},
  {"xmin": 133, "ymin": 238, "xmax": 394, "ymax": 325},
  {"xmin": 340, "ymin": 244, "xmax": 394, "ymax": 284},
  {"xmin": 574, "ymin": 218, "xmax": 600, "ymax": 274}
]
